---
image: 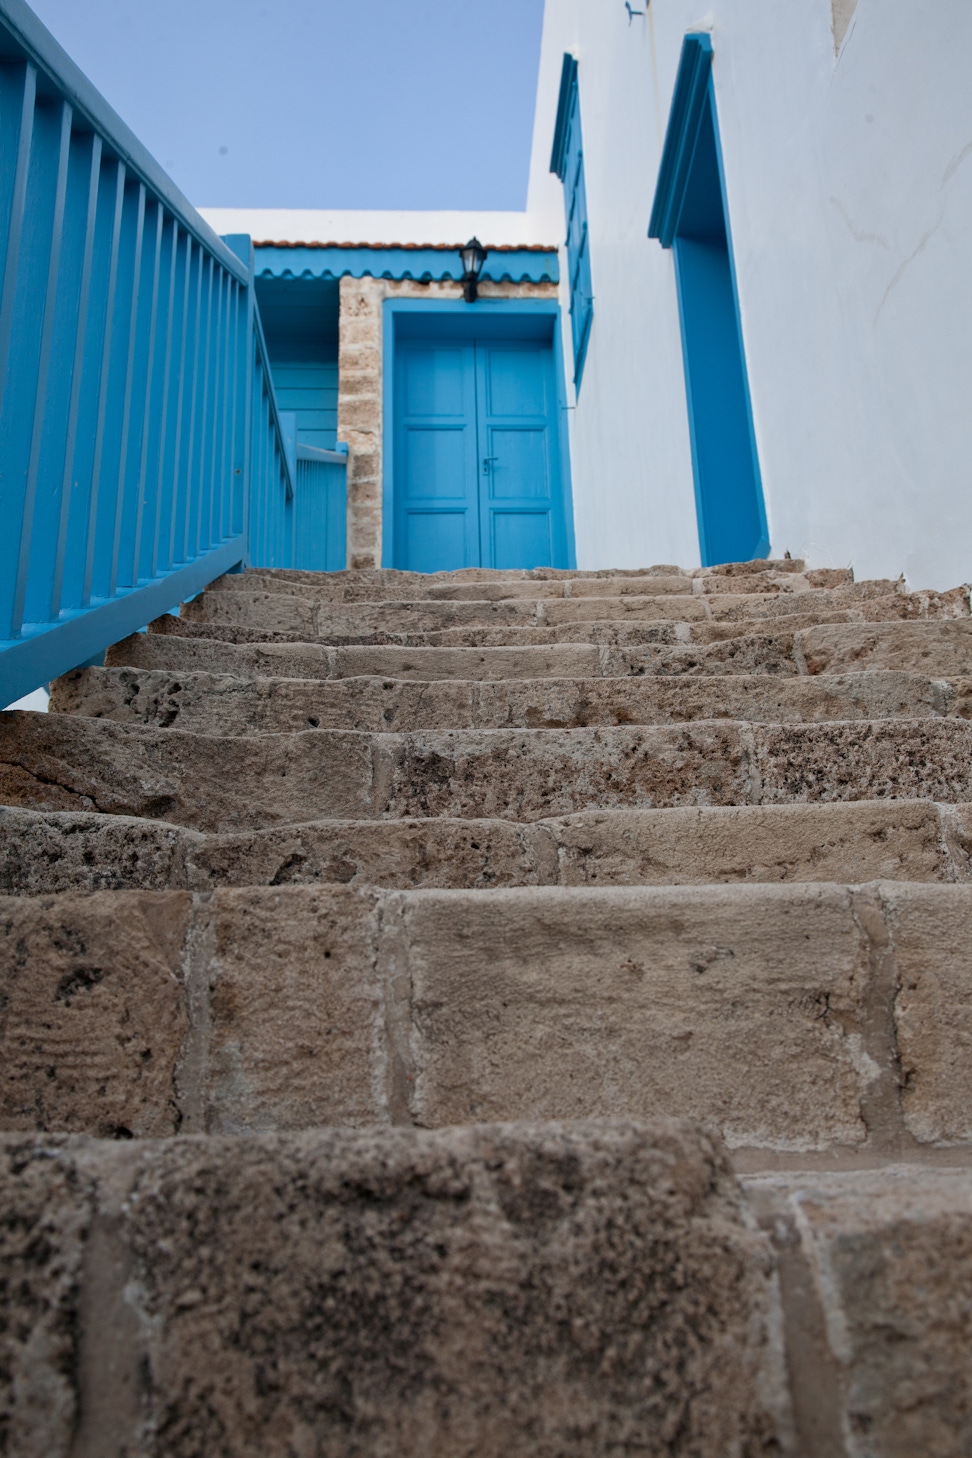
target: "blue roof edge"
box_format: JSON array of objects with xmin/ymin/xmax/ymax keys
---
[
  {"xmin": 254, "ymin": 245, "xmax": 559, "ymax": 286},
  {"xmin": 648, "ymin": 32, "xmax": 714, "ymax": 247}
]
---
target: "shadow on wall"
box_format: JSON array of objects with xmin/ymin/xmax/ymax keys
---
[{"xmin": 832, "ymin": 0, "xmax": 859, "ymax": 51}]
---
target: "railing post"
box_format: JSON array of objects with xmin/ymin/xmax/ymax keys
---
[{"xmin": 221, "ymin": 233, "xmax": 254, "ymax": 568}]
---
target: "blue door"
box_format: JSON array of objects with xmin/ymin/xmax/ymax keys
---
[{"xmin": 393, "ymin": 336, "xmax": 566, "ymax": 570}]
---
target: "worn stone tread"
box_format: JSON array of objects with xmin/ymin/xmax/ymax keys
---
[
  {"xmin": 4, "ymin": 799, "xmax": 971, "ymax": 895},
  {"xmin": 206, "ymin": 557, "xmax": 808, "ymax": 595},
  {"xmin": 746, "ymin": 1164, "xmax": 972, "ymax": 1457},
  {"xmin": 50, "ymin": 664, "xmax": 972, "ymax": 734},
  {"xmin": 2, "ymin": 879, "xmax": 970, "ymax": 1153},
  {"xmin": 0, "ymin": 1120, "xmax": 787, "ymax": 1458},
  {"xmin": 7, "ymin": 710, "xmax": 972, "ymax": 831},
  {"xmin": 110, "ymin": 615, "xmax": 972, "ymax": 680},
  {"xmin": 179, "ymin": 580, "xmax": 969, "ymax": 636}
]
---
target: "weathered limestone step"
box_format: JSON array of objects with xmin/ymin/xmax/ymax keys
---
[
  {"xmin": 207, "ymin": 555, "xmax": 810, "ymax": 598},
  {"xmin": 52, "ymin": 664, "xmax": 972, "ymax": 734},
  {"xmin": 6, "ymin": 712, "xmax": 972, "ymax": 831},
  {"xmin": 179, "ymin": 579, "xmax": 969, "ymax": 636},
  {"xmin": 2, "ymin": 880, "xmax": 969, "ymax": 1151},
  {"xmin": 208, "ymin": 562, "xmax": 848, "ymax": 602},
  {"xmin": 110, "ymin": 616, "xmax": 972, "ymax": 679},
  {"xmin": 4, "ymin": 800, "xmax": 972, "ymax": 896},
  {"xmin": 152, "ymin": 607, "xmax": 876, "ymax": 647},
  {"xmin": 6, "ymin": 1119, "xmax": 969, "ymax": 1458},
  {"xmin": 131, "ymin": 626, "xmax": 704, "ymax": 678},
  {"xmin": 745, "ymin": 1164, "xmax": 972, "ymax": 1457},
  {"xmin": 0, "ymin": 1121, "xmax": 786, "ymax": 1457}
]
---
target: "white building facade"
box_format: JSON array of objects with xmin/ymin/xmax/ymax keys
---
[{"xmin": 528, "ymin": 0, "xmax": 972, "ymax": 586}]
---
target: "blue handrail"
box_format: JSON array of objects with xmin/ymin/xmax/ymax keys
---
[{"xmin": 0, "ymin": 0, "xmax": 302, "ymax": 706}]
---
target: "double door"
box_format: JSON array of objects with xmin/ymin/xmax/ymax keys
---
[{"xmin": 393, "ymin": 336, "xmax": 567, "ymax": 571}]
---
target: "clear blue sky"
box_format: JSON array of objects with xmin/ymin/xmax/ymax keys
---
[{"xmin": 28, "ymin": 0, "xmax": 546, "ymax": 211}]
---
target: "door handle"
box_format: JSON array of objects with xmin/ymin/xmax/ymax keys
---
[{"xmin": 482, "ymin": 456, "xmax": 499, "ymax": 475}]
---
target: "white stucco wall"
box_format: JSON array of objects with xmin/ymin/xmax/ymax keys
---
[
  {"xmin": 197, "ymin": 209, "xmax": 552, "ymax": 248},
  {"xmin": 527, "ymin": 0, "xmax": 972, "ymax": 586}
]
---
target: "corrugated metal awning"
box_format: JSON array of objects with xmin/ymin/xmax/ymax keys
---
[{"xmin": 253, "ymin": 243, "xmax": 559, "ymax": 285}]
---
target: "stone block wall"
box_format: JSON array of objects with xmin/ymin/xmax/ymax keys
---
[{"xmin": 337, "ymin": 275, "xmax": 559, "ymax": 569}]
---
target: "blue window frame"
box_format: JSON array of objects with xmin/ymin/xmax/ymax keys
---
[{"xmin": 550, "ymin": 55, "xmax": 593, "ymax": 388}]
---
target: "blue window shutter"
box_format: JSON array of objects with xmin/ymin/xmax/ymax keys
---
[{"xmin": 550, "ymin": 57, "xmax": 593, "ymax": 388}]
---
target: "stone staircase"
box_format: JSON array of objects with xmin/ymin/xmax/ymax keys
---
[{"xmin": 3, "ymin": 558, "xmax": 972, "ymax": 1455}]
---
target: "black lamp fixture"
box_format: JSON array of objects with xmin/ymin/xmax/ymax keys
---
[{"xmin": 459, "ymin": 237, "xmax": 488, "ymax": 302}]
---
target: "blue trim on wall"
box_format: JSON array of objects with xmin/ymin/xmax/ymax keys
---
[
  {"xmin": 381, "ymin": 298, "xmax": 575, "ymax": 571},
  {"xmin": 255, "ymin": 246, "xmax": 558, "ymax": 286},
  {"xmin": 702, "ymin": 80, "xmax": 769, "ymax": 563},
  {"xmin": 549, "ymin": 53, "xmax": 579, "ymax": 180},
  {"xmin": 647, "ymin": 33, "xmax": 714, "ymax": 247},
  {"xmin": 648, "ymin": 33, "xmax": 769, "ymax": 566}
]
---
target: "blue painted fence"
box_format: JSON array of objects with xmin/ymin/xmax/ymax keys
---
[
  {"xmin": 295, "ymin": 445, "xmax": 348, "ymax": 572},
  {"xmin": 0, "ymin": 0, "xmax": 345, "ymax": 706}
]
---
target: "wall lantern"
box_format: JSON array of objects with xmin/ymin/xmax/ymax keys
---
[{"xmin": 459, "ymin": 237, "xmax": 488, "ymax": 302}]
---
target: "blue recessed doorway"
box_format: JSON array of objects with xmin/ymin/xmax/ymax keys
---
[
  {"xmin": 385, "ymin": 302, "xmax": 574, "ymax": 572},
  {"xmin": 649, "ymin": 35, "xmax": 768, "ymax": 567}
]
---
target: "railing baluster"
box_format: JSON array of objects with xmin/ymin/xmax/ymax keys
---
[
  {"xmin": 153, "ymin": 221, "xmax": 182, "ymax": 574},
  {"xmin": 49, "ymin": 131, "xmax": 101, "ymax": 621},
  {"xmin": 13, "ymin": 97, "xmax": 72, "ymax": 634},
  {"xmin": 0, "ymin": 62, "xmax": 36, "ymax": 640},
  {"xmin": 81, "ymin": 157, "xmax": 125, "ymax": 606},
  {"xmin": 0, "ymin": 62, "xmax": 35, "ymax": 409},
  {"xmin": 168, "ymin": 232, "xmax": 194, "ymax": 567},
  {"xmin": 193, "ymin": 253, "xmax": 214, "ymax": 559},
  {"xmin": 216, "ymin": 273, "xmax": 232, "ymax": 543},
  {"xmin": 131, "ymin": 199, "xmax": 163, "ymax": 586},
  {"xmin": 230, "ymin": 282, "xmax": 243, "ymax": 540},
  {"xmin": 109, "ymin": 180, "xmax": 146, "ymax": 595},
  {"xmin": 181, "ymin": 240, "xmax": 204, "ymax": 563},
  {"xmin": 206, "ymin": 267, "xmax": 225, "ymax": 551}
]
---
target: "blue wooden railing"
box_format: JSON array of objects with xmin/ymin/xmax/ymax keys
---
[{"xmin": 0, "ymin": 0, "xmax": 344, "ymax": 707}]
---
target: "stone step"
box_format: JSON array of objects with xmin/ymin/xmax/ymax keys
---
[
  {"xmin": 209, "ymin": 555, "xmax": 809, "ymax": 596},
  {"xmin": 0, "ymin": 1120, "xmax": 787, "ymax": 1456},
  {"xmin": 178, "ymin": 580, "xmax": 969, "ymax": 636},
  {"xmin": 1, "ymin": 879, "xmax": 969, "ymax": 1153},
  {"xmin": 4, "ymin": 799, "xmax": 971, "ymax": 896},
  {"xmin": 5, "ymin": 1116, "xmax": 968, "ymax": 1457},
  {"xmin": 744, "ymin": 1162, "xmax": 972, "ymax": 1456},
  {"xmin": 110, "ymin": 616, "xmax": 972, "ymax": 680},
  {"xmin": 208, "ymin": 563, "xmax": 849, "ymax": 602},
  {"xmin": 51, "ymin": 665, "xmax": 972, "ymax": 734},
  {"xmin": 5, "ymin": 711, "xmax": 972, "ymax": 831},
  {"xmin": 119, "ymin": 627, "xmax": 813, "ymax": 680}
]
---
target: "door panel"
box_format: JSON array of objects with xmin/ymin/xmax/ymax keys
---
[
  {"xmin": 488, "ymin": 428, "xmax": 550, "ymax": 499},
  {"xmin": 492, "ymin": 511, "xmax": 552, "ymax": 570},
  {"xmin": 394, "ymin": 342, "xmax": 479, "ymax": 570},
  {"xmin": 405, "ymin": 511, "xmax": 466, "ymax": 573},
  {"xmin": 477, "ymin": 341, "xmax": 562, "ymax": 569},
  {"xmin": 393, "ymin": 331, "xmax": 567, "ymax": 571},
  {"xmin": 485, "ymin": 346, "xmax": 549, "ymax": 416},
  {"xmin": 403, "ymin": 428, "xmax": 468, "ymax": 500},
  {"xmin": 403, "ymin": 346, "xmax": 467, "ymax": 416}
]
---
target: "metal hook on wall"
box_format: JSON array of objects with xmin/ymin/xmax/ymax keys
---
[{"xmin": 625, "ymin": 2, "xmax": 646, "ymax": 21}]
